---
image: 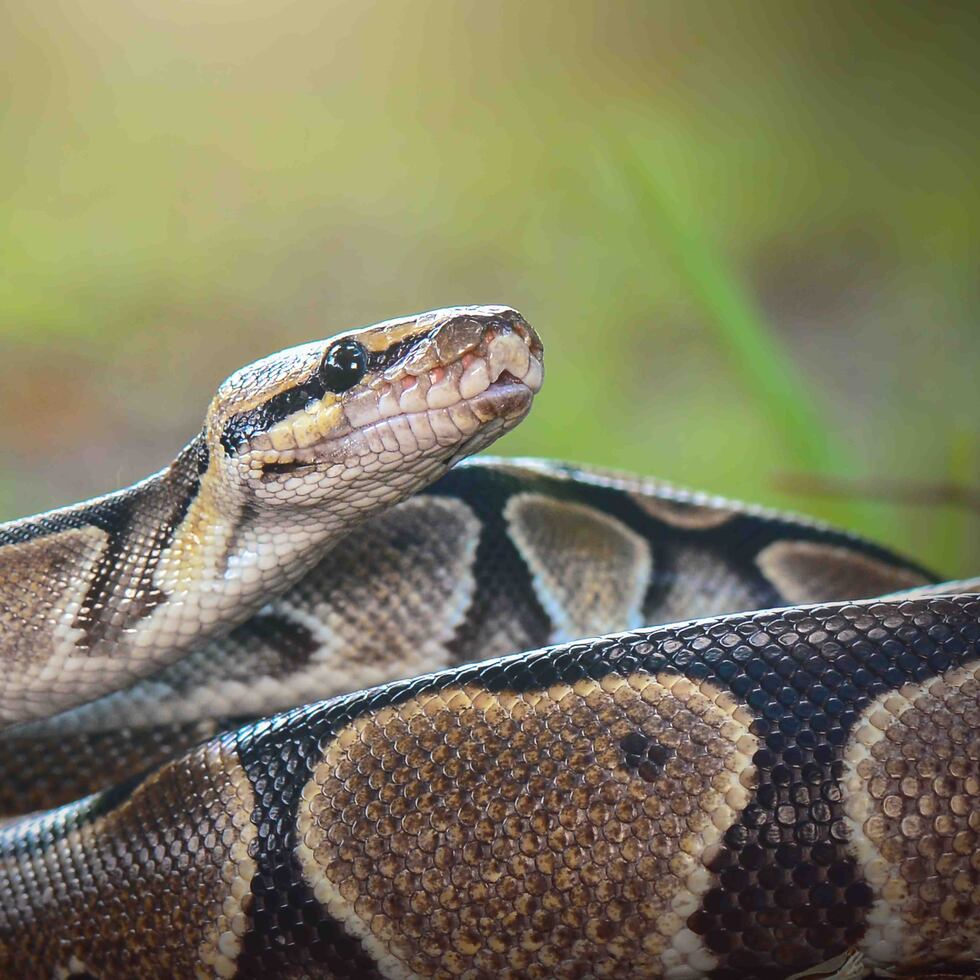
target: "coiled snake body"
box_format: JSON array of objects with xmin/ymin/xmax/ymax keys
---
[{"xmin": 0, "ymin": 307, "xmax": 976, "ymax": 980}]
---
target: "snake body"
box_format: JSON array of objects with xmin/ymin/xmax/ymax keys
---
[
  {"xmin": 2, "ymin": 593, "xmax": 978, "ymax": 979},
  {"xmin": 0, "ymin": 307, "xmax": 977, "ymax": 979},
  {"xmin": 1, "ymin": 459, "xmax": 936, "ymax": 816}
]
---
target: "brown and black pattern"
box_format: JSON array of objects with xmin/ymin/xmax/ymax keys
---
[
  {"xmin": 241, "ymin": 595, "xmax": 977, "ymax": 978},
  {"xmin": 0, "ymin": 460, "xmax": 939, "ymax": 815},
  {"xmin": 0, "ymin": 435, "xmax": 209, "ymax": 646},
  {"xmin": 1, "ymin": 594, "xmax": 978, "ymax": 977},
  {"xmin": 48, "ymin": 592, "xmax": 965, "ymax": 980},
  {"xmin": 0, "ymin": 435, "xmax": 210, "ymax": 724},
  {"xmin": 242, "ymin": 594, "xmax": 980, "ymax": 979},
  {"xmin": 71, "ymin": 434, "xmax": 211, "ymax": 649},
  {"xmin": 294, "ymin": 673, "xmax": 757, "ymax": 979},
  {"xmin": 434, "ymin": 461, "xmax": 936, "ymax": 653}
]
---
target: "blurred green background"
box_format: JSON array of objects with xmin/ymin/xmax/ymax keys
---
[{"xmin": 1, "ymin": 1, "xmax": 977, "ymax": 576}]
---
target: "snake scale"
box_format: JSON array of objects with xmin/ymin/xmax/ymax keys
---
[{"xmin": 0, "ymin": 306, "xmax": 976, "ymax": 980}]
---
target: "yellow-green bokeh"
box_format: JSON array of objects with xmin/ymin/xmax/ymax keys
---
[{"xmin": 1, "ymin": 1, "xmax": 977, "ymax": 575}]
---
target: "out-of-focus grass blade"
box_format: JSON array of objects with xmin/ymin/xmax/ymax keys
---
[{"xmin": 595, "ymin": 134, "xmax": 880, "ymax": 533}]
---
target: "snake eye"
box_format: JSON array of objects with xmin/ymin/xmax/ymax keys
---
[{"xmin": 318, "ymin": 339, "xmax": 367, "ymax": 393}]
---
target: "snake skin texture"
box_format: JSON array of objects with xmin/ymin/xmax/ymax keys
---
[
  {"xmin": 0, "ymin": 459, "xmax": 935, "ymax": 815},
  {"xmin": 1, "ymin": 594, "xmax": 977, "ymax": 979},
  {"xmin": 0, "ymin": 305, "xmax": 975, "ymax": 978},
  {"xmin": 0, "ymin": 306, "xmax": 543, "ymax": 726}
]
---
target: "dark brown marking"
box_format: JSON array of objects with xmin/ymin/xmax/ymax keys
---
[
  {"xmin": 237, "ymin": 612, "xmax": 319, "ymax": 676},
  {"xmin": 72, "ymin": 434, "xmax": 209, "ymax": 649},
  {"xmin": 619, "ymin": 730, "xmax": 675, "ymax": 782}
]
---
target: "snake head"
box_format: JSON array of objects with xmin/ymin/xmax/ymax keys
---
[{"xmin": 207, "ymin": 305, "xmax": 543, "ymax": 512}]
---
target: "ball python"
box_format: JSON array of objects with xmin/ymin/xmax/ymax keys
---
[{"xmin": 0, "ymin": 307, "xmax": 977, "ymax": 979}]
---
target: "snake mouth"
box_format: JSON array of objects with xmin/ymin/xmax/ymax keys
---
[{"xmin": 258, "ymin": 323, "xmax": 543, "ymax": 480}]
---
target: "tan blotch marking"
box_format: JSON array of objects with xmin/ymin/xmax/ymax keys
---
[
  {"xmin": 358, "ymin": 315, "xmax": 432, "ymax": 353},
  {"xmin": 505, "ymin": 494, "xmax": 652, "ymax": 642},
  {"xmin": 842, "ymin": 660, "xmax": 980, "ymax": 972},
  {"xmin": 296, "ymin": 671, "xmax": 758, "ymax": 980},
  {"xmin": 0, "ymin": 742, "xmax": 257, "ymax": 979},
  {"xmin": 631, "ymin": 493, "xmax": 735, "ymax": 530},
  {"xmin": 756, "ymin": 540, "xmax": 929, "ymax": 604},
  {"xmin": 268, "ymin": 399, "xmax": 343, "ymax": 454}
]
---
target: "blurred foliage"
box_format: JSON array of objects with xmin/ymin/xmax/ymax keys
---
[{"xmin": 0, "ymin": 0, "xmax": 977, "ymax": 575}]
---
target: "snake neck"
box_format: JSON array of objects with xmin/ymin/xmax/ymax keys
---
[{"xmin": 0, "ymin": 432, "xmax": 353, "ymax": 726}]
